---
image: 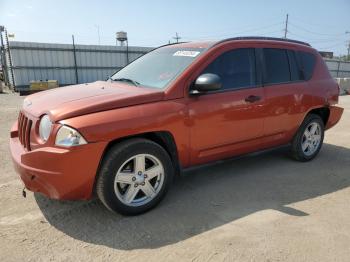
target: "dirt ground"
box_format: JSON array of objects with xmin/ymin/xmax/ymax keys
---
[{"xmin": 0, "ymin": 92, "xmax": 349, "ymax": 262}]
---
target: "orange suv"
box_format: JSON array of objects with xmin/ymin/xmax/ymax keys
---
[{"xmin": 10, "ymin": 37, "xmax": 343, "ymax": 215}]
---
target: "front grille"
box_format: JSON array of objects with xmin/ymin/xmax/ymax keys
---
[{"xmin": 18, "ymin": 111, "xmax": 32, "ymax": 151}]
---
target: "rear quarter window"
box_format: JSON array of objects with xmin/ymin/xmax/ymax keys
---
[{"xmin": 298, "ymin": 51, "xmax": 316, "ymax": 80}]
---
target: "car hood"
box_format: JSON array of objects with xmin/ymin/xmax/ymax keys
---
[{"xmin": 23, "ymin": 81, "xmax": 165, "ymax": 121}]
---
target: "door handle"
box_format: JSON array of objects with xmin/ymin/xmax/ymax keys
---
[{"xmin": 245, "ymin": 95, "xmax": 261, "ymax": 103}]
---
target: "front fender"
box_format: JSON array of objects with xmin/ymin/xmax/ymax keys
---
[{"xmin": 60, "ymin": 100, "xmax": 191, "ymax": 167}]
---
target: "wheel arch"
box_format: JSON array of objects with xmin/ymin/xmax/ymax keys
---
[
  {"xmin": 306, "ymin": 107, "xmax": 330, "ymax": 126},
  {"xmin": 93, "ymin": 131, "xmax": 181, "ymax": 196}
]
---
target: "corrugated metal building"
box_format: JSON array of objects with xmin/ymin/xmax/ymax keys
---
[
  {"xmin": 8, "ymin": 41, "xmax": 153, "ymax": 89},
  {"xmin": 4, "ymin": 41, "xmax": 350, "ymax": 89},
  {"xmin": 324, "ymin": 59, "xmax": 350, "ymax": 78}
]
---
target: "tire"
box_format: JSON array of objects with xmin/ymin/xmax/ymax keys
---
[
  {"xmin": 291, "ymin": 114, "xmax": 324, "ymax": 162},
  {"xmin": 96, "ymin": 138, "xmax": 174, "ymax": 215}
]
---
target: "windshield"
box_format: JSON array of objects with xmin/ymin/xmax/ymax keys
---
[{"xmin": 110, "ymin": 46, "xmax": 207, "ymax": 89}]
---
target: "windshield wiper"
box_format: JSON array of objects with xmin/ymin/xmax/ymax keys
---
[{"xmin": 111, "ymin": 77, "xmax": 140, "ymax": 86}]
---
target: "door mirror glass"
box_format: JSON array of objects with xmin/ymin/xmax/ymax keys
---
[{"xmin": 190, "ymin": 73, "xmax": 222, "ymax": 94}]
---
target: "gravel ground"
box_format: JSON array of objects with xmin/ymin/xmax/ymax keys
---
[{"xmin": 1, "ymin": 92, "xmax": 350, "ymax": 262}]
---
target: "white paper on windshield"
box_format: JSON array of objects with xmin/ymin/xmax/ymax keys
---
[{"xmin": 173, "ymin": 51, "xmax": 200, "ymax": 57}]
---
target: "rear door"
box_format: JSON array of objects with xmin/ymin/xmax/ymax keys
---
[{"xmin": 262, "ymin": 48, "xmax": 309, "ymax": 144}]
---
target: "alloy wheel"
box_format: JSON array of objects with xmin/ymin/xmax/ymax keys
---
[
  {"xmin": 114, "ymin": 154, "xmax": 164, "ymax": 207},
  {"xmin": 301, "ymin": 122, "xmax": 322, "ymax": 156}
]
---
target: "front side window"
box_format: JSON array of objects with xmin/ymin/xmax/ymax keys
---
[
  {"xmin": 201, "ymin": 48, "xmax": 256, "ymax": 90},
  {"xmin": 111, "ymin": 47, "xmax": 207, "ymax": 89},
  {"xmin": 263, "ymin": 48, "xmax": 290, "ymax": 84}
]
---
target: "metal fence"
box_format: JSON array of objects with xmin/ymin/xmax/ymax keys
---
[
  {"xmin": 3, "ymin": 41, "xmax": 350, "ymax": 89},
  {"xmin": 7, "ymin": 41, "xmax": 153, "ymax": 89},
  {"xmin": 324, "ymin": 59, "xmax": 350, "ymax": 78}
]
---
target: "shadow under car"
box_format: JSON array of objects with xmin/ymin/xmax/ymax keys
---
[{"xmin": 35, "ymin": 143, "xmax": 350, "ymax": 250}]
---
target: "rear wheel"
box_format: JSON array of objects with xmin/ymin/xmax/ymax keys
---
[
  {"xmin": 96, "ymin": 138, "xmax": 174, "ymax": 215},
  {"xmin": 291, "ymin": 114, "xmax": 324, "ymax": 162}
]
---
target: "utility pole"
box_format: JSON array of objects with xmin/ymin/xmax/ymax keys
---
[
  {"xmin": 284, "ymin": 14, "xmax": 289, "ymax": 38},
  {"xmin": 173, "ymin": 32, "xmax": 181, "ymax": 43},
  {"xmin": 346, "ymin": 31, "xmax": 350, "ymax": 60},
  {"xmin": 4, "ymin": 29, "xmax": 15, "ymax": 89},
  {"xmin": 0, "ymin": 25, "xmax": 9, "ymax": 87},
  {"xmin": 95, "ymin": 25, "xmax": 101, "ymax": 45},
  {"xmin": 72, "ymin": 35, "xmax": 79, "ymax": 84}
]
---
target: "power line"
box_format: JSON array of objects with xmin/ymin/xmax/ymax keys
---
[
  {"xmin": 182, "ymin": 22, "xmax": 284, "ymax": 40},
  {"xmin": 289, "ymin": 16, "xmax": 344, "ymax": 30},
  {"xmin": 181, "ymin": 18, "xmax": 283, "ymax": 36},
  {"xmin": 318, "ymin": 41, "xmax": 348, "ymax": 50},
  {"xmin": 258, "ymin": 29, "xmax": 284, "ymax": 36},
  {"xmin": 289, "ymin": 22, "xmax": 345, "ymax": 37},
  {"xmin": 234, "ymin": 22, "xmax": 284, "ymax": 36},
  {"xmin": 287, "ymin": 32, "xmax": 347, "ymax": 43}
]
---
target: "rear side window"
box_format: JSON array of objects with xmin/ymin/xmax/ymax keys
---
[
  {"xmin": 202, "ymin": 48, "xmax": 256, "ymax": 90},
  {"xmin": 263, "ymin": 49, "xmax": 290, "ymax": 84},
  {"xmin": 298, "ymin": 51, "xmax": 316, "ymax": 80},
  {"xmin": 287, "ymin": 50, "xmax": 302, "ymax": 81}
]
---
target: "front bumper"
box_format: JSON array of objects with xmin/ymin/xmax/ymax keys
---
[{"xmin": 10, "ymin": 123, "xmax": 108, "ymax": 200}]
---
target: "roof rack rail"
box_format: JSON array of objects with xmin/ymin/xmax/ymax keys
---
[
  {"xmin": 215, "ymin": 36, "xmax": 311, "ymax": 47},
  {"xmin": 157, "ymin": 41, "xmax": 189, "ymax": 48}
]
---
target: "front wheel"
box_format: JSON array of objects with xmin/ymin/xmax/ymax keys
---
[
  {"xmin": 291, "ymin": 114, "xmax": 324, "ymax": 162},
  {"xmin": 96, "ymin": 138, "xmax": 174, "ymax": 215}
]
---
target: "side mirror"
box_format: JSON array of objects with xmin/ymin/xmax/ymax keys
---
[{"xmin": 190, "ymin": 73, "xmax": 222, "ymax": 95}]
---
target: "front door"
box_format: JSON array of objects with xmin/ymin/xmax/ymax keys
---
[{"xmin": 188, "ymin": 48, "xmax": 265, "ymax": 165}]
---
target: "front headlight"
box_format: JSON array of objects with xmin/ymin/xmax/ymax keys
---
[
  {"xmin": 39, "ymin": 115, "xmax": 53, "ymax": 142},
  {"xmin": 55, "ymin": 125, "xmax": 87, "ymax": 147}
]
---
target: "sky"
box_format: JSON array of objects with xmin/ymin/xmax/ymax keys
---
[{"xmin": 1, "ymin": 0, "xmax": 350, "ymax": 55}]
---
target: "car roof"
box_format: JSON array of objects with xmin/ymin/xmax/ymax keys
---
[{"xmin": 167, "ymin": 37, "xmax": 311, "ymax": 50}]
